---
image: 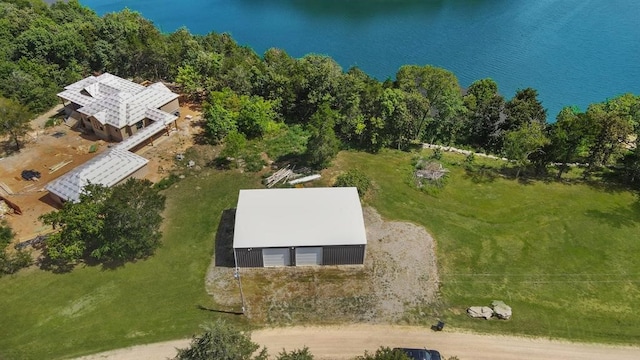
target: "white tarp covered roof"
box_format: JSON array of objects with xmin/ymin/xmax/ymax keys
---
[
  {"xmin": 57, "ymin": 73, "xmax": 178, "ymax": 129},
  {"xmin": 233, "ymin": 187, "xmax": 367, "ymax": 248},
  {"xmin": 45, "ymin": 149, "xmax": 148, "ymax": 203}
]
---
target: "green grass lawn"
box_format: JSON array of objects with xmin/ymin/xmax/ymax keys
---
[
  {"xmin": 0, "ymin": 171, "xmax": 261, "ymax": 359},
  {"xmin": 1, "ymin": 149, "xmax": 639, "ymax": 359},
  {"xmin": 331, "ymin": 149, "xmax": 640, "ymax": 344}
]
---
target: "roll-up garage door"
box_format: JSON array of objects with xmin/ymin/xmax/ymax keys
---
[
  {"xmin": 295, "ymin": 247, "xmax": 323, "ymax": 266},
  {"xmin": 262, "ymin": 248, "xmax": 290, "ymax": 267}
]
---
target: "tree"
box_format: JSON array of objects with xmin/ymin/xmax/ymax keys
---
[
  {"xmin": 0, "ymin": 97, "xmax": 32, "ymax": 151},
  {"xmin": 503, "ymin": 122, "xmax": 550, "ymax": 178},
  {"xmin": 584, "ymin": 101, "xmax": 633, "ymax": 171},
  {"xmin": 379, "ymin": 88, "xmax": 411, "ymax": 150},
  {"xmin": 463, "ymin": 78, "xmax": 506, "ymax": 151},
  {"xmin": 276, "ymin": 347, "xmax": 314, "ymax": 360},
  {"xmin": 202, "ymin": 89, "xmax": 240, "ymax": 143},
  {"xmin": 176, "ymin": 64, "xmax": 203, "ymax": 101},
  {"xmin": 94, "ymin": 178, "xmax": 166, "ymax": 262},
  {"xmin": 355, "ymin": 347, "xmax": 410, "ymax": 360},
  {"xmin": 40, "ymin": 179, "xmax": 166, "ymax": 268},
  {"xmin": 396, "ymin": 65, "xmax": 465, "ymax": 144},
  {"xmin": 174, "ymin": 320, "xmax": 267, "ymax": 360},
  {"xmin": 504, "ymin": 88, "xmax": 547, "ymax": 130},
  {"xmin": 305, "ymin": 103, "xmax": 340, "ymax": 169},
  {"xmin": 548, "ymin": 106, "xmax": 588, "ymax": 179},
  {"xmin": 334, "ymin": 169, "xmax": 372, "ymax": 198},
  {"xmin": 295, "ymin": 54, "xmax": 343, "ymax": 120},
  {"xmin": 0, "ymin": 221, "xmax": 32, "ymax": 276},
  {"xmin": 221, "ymin": 130, "xmax": 247, "ymax": 168},
  {"xmin": 236, "ymin": 96, "xmax": 278, "ymax": 138},
  {"xmin": 39, "ymin": 183, "xmax": 110, "ymax": 265}
]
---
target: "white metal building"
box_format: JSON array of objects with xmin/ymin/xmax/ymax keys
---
[{"xmin": 232, "ymin": 187, "xmax": 367, "ymax": 267}]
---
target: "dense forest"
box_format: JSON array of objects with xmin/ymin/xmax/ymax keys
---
[{"xmin": 1, "ymin": 0, "xmax": 640, "ymax": 182}]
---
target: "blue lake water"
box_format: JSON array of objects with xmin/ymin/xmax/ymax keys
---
[{"xmin": 80, "ymin": 0, "xmax": 640, "ymax": 119}]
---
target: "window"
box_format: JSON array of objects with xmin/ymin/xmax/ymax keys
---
[{"xmin": 136, "ymin": 121, "xmax": 143, "ymax": 129}]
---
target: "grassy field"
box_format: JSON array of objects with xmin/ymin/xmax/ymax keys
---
[
  {"xmin": 1, "ymin": 148, "xmax": 639, "ymax": 359},
  {"xmin": 0, "ymin": 171, "xmax": 261, "ymax": 359},
  {"xmin": 329, "ymin": 149, "xmax": 640, "ymax": 344}
]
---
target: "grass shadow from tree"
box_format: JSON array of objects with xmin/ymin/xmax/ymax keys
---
[
  {"xmin": 584, "ymin": 199, "xmax": 640, "ymax": 228},
  {"xmin": 463, "ymin": 165, "xmax": 498, "ymax": 184}
]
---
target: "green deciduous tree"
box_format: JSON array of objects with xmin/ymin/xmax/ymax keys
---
[
  {"xmin": 584, "ymin": 102, "xmax": 633, "ymax": 171},
  {"xmin": 379, "ymin": 88, "xmax": 411, "ymax": 150},
  {"xmin": 549, "ymin": 106, "xmax": 588, "ymax": 179},
  {"xmin": 396, "ymin": 65, "xmax": 465, "ymax": 144},
  {"xmin": 221, "ymin": 130, "xmax": 247, "ymax": 168},
  {"xmin": 40, "ymin": 179, "xmax": 166, "ymax": 268},
  {"xmin": 504, "ymin": 121, "xmax": 550, "ymax": 178},
  {"xmin": 236, "ymin": 96, "xmax": 278, "ymax": 138},
  {"xmin": 305, "ymin": 102, "xmax": 340, "ymax": 169},
  {"xmin": 176, "ymin": 64, "xmax": 203, "ymax": 101},
  {"xmin": 463, "ymin": 78, "xmax": 506, "ymax": 151},
  {"xmin": 95, "ymin": 178, "xmax": 166, "ymax": 262},
  {"xmin": 0, "ymin": 221, "xmax": 33, "ymax": 276},
  {"xmin": 0, "ymin": 96, "xmax": 32, "ymax": 151},
  {"xmin": 203, "ymin": 88, "xmax": 240, "ymax": 143},
  {"xmin": 174, "ymin": 320, "xmax": 267, "ymax": 360},
  {"xmin": 203, "ymin": 89, "xmax": 278, "ymax": 143},
  {"xmin": 40, "ymin": 183, "xmax": 110, "ymax": 265}
]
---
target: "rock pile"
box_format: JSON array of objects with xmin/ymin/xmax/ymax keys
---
[{"xmin": 467, "ymin": 300, "xmax": 512, "ymax": 320}]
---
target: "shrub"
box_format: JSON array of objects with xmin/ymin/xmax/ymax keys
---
[
  {"xmin": 334, "ymin": 169, "xmax": 371, "ymax": 198},
  {"xmin": 154, "ymin": 173, "xmax": 181, "ymax": 190},
  {"xmin": 432, "ymin": 148, "xmax": 443, "ymax": 160},
  {"xmin": 244, "ymin": 152, "xmax": 266, "ymax": 172},
  {"xmin": 0, "ymin": 222, "xmax": 32, "ymax": 276}
]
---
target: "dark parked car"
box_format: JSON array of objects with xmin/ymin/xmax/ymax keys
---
[{"xmin": 393, "ymin": 347, "xmax": 442, "ymax": 360}]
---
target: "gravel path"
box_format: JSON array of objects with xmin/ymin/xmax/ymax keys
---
[{"xmin": 205, "ymin": 206, "xmax": 440, "ymax": 323}]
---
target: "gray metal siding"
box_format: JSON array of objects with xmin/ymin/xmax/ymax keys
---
[
  {"xmin": 322, "ymin": 245, "xmax": 365, "ymax": 265},
  {"xmin": 236, "ymin": 245, "xmax": 365, "ymax": 267},
  {"xmin": 235, "ymin": 248, "xmax": 263, "ymax": 267}
]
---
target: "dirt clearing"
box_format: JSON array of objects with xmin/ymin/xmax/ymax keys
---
[
  {"xmin": 206, "ymin": 207, "xmax": 440, "ymax": 324},
  {"xmin": 0, "ymin": 104, "xmax": 202, "ymax": 242},
  {"xmin": 75, "ymin": 325, "xmax": 640, "ymax": 360}
]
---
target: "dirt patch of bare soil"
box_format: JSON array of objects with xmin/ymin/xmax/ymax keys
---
[
  {"xmin": 205, "ymin": 207, "xmax": 440, "ymax": 325},
  {"xmin": 0, "ymin": 104, "xmax": 203, "ymax": 243}
]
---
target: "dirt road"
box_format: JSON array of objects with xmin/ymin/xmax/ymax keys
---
[{"xmin": 75, "ymin": 324, "xmax": 640, "ymax": 360}]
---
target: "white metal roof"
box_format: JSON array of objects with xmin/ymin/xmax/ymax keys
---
[
  {"xmin": 45, "ymin": 149, "xmax": 148, "ymax": 203},
  {"xmin": 233, "ymin": 187, "xmax": 367, "ymax": 248}
]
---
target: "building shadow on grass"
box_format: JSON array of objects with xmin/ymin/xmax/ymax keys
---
[{"xmin": 215, "ymin": 209, "xmax": 237, "ymax": 267}]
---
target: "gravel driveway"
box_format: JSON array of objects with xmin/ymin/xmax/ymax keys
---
[{"xmin": 205, "ymin": 206, "xmax": 440, "ymax": 324}]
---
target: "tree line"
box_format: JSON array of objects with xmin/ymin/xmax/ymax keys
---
[{"xmin": 1, "ymin": 0, "xmax": 639, "ymax": 182}]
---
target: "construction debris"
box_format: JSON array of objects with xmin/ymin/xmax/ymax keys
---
[
  {"xmin": 265, "ymin": 166, "xmax": 294, "ymax": 188},
  {"xmin": 0, "ymin": 196, "xmax": 22, "ymax": 215},
  {"xmin": 0, "ymin": 182, "xmax": 13, "ymax": 196},
  {"xmin": 49, "ymin": 160, "xmax": 73, "ymax": 174},
  {"xmin": 289, "ymin": 174, "xmax": 321, "ymax": 185}
]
